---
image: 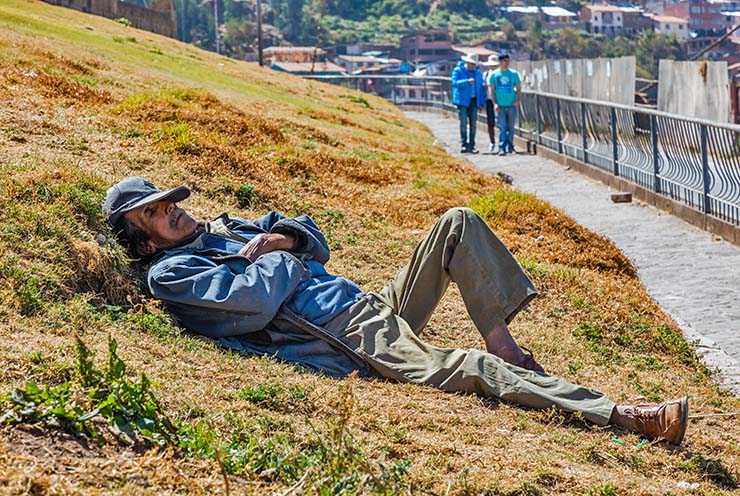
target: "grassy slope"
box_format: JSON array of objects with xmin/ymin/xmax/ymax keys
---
[{"xmin": 0, "ymin": 1, "xmax": 738, "ymax": 494}]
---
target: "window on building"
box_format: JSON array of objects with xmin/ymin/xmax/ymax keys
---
[
  {"xmin": 679, "ymin": 25, "xmax": 683, "ymax": 29},
  {"xmin": 409, "ymin": 89, "xmax": 416, "ymax": 98},
  {"xmin": 594, "ymin": 15, "xmax": 599, "ymax": 21},
  {"xmin": 665, "ymin": 24, "xmax": 669, "ymax": 29}
]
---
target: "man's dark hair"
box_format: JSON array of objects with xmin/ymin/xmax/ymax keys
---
[{"xmin": 114, "ymin": 216, "xmax": 155, "ymax": 263}]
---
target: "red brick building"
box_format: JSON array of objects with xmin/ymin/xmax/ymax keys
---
[
  {"xmin": 399, "ymin": 30, "xmax": 454, "ymax": 66},
  {"xmin": 664, "ymin": 0, "xmax": 740, "ymax": 33}
]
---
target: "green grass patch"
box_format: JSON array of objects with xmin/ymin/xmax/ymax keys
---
[
  {"xmin": 157, "ymin": 122, "xmax": 199, "ymax": 154},
  {"xmin": 676, "ymin": 453, "xmax": 738, "ymax": 489},
  {"xmin": 238, "ymin": 383, "xmax": 313, "ymax": 412}
]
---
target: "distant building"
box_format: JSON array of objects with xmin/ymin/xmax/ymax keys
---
[
  {"xmin": 399, "ymin": 30, "xmax": 453, "ymax": 67},
  {"xmin": 581, "ymin": 5, "xmax": 625, "ymax": 36},
  {"xmin": 451, "ymin": 44, "xmax": 498, "ymax": 60},
  {"xmin": 664, "ymin": 0, "xmax": 740, "ymax": 34},
  {"xmin": 622, "ymin": 7, "xmax": 654, "ymax": 34},
  {"xmin": 44, "ymin": 0, "xmax": 177, "ymax": 38},
  {"xmin": 502, "ymin": 6, "xmax": 579, "ymax": 28},
  {"xmin": 264, "ymin": 47, "xmax": 327, "ymax": 63},
  {"xmin": 271, "ymin": 61, "xmax": 345, "ymax": 76},
  {"xmin": 335, "ymin": 54, "xmax": 404, "ymax": 74},
  {"xmin": 650, "ymin": 14, "xmax": 691, "ymax": 39},
  {"xmin": 341, "ymin": 43, "xmax": 397, "ymax": 57}
]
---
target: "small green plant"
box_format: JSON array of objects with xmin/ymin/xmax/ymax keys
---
[
  {"xmin": 626, "ymin": 376, "xmax": 664, "ymax": 402},
  {"xmin": 1, "ymin": 336, "xmax": 176, "ymax": 445},
  {"xmin": 656, "ymin": 325, "xmax": 696, "ymax": 366},
  {"xmin": 235, "ymin": 183, "xmax": 257, "ymax": 208},
  {"xmin": 412, "ymin": 171, "xmax": 436, "ymax": 190},
  {"xmin": 238, "ymin": 383, "xmax": 313, "ymax": 411},
  {"xmin": 319, "ymin": 208, "xmax": 347, "ymax": 250},
  {"xmin": 158, "ymin": 123, "xmax": 199, "ymax": 154},
  {"xmin": 114, "ymin": 17, "xmax": 131, "ymax": 27},
  {"xmin": 517, "ymin": 256, "xmax": 544, "ymax": 275},
  {"xmin": 574, "ymin": 322, "xmax": 603, "ymax": 342},
  {"xmin": 676, "ymin": 453, "xmax": 738, "ymax": 489},
  {"xmin": 111, "ymin": 127, "xmax": 143, "ymax": 139},
  {"xmin": 588, "ymin": 483, "xmax": 618, "ymax": 496},
  {"xmin": 339, "ymin": 94, "xmax": 371, "ymax": 109}
]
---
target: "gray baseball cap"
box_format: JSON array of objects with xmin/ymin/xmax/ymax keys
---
[{"xmin": 103, "ymin": 177, "xmax": 190, "ymax": 228}]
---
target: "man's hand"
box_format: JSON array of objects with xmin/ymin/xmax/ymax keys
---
[
  {"xmin": 468, "ymin": 78, "xmax": 474, "ymax": 85},
  {"xmin": 238, "ymin": 233, "xmax": 295, "ymax": 262},
  {"xmin": 494, "ymin": 104, "xmax": 500, "ymax": 112},
  {"xmin": 512, "ymin": 100, "xmax": 520, "ymax": 107}
]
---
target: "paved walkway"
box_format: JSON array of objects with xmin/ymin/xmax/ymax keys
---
[{"xmin": 406, "ymin": 111, "xmax": 740, "ymax": 395}]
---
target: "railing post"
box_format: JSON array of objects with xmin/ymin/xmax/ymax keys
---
[
  {"xmin": 580, "ymin": 101, "xmax": 588, "ymax": 163},
  {"xmin": 651, "ymin": 115, "xmax": 660, "ymax": 193},
  {"xmin": 701, "ymin": 124, "xmax": 711, "ymax": 214},
  {"xmin": 535, "ymin": 93, "xmax": 542, "ymax": 145},
  {"xmin": 423, "ymin": 78, "xmax": 428, "ymax": 104},
  {"xmin": 392, "ymin": 79, "xmax": 397, "ymax": 104},
  {"xmin": 556, "ymin": 98, "xmax": 563, "ymax": 154},
  {"xmin": 611, "ymin": 107, "xmax": 619, "ymax": 176}
]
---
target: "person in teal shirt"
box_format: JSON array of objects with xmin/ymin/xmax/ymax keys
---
[{"xmin": 489, "ymin": 51, "xmax": 521, "ymax": 155}]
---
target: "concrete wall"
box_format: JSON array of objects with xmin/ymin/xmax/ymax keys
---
[
  {"xmin": 45, "ymin": 0, "xmax": 177, "ymax": 39},
  {"xmin": 512, "ymin": 56, "xmax": 636, "ymax": 105},
  {"xmin": 658, "ymin": 60, "xmax": 730, "ymax": 122}
]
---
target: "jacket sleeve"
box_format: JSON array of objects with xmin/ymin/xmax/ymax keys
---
[
  {"xmin": 252, "ymin": 212, "xmax": 331, "ymax": 264},
  {"xmin": 148, "ymin": 251, "xmax": 310, "ymax": 334},
  {"xmin": 451, "ymin": 67, "xmax": 470, "ymax": 89},
  {"xmin": 476, "ymin": 72, "xmax": 486, "ymax": 105}
]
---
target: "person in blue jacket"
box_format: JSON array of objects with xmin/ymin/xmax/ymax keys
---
[
  {"xmin": 451, "ymin": 53, "xmax": 486, "ymax": 154},
  {"xmin": 100, "ymin": 177, "xmax": 691, "ymax": 446}
]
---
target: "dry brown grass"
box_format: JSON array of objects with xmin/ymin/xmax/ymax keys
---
[{"xmin": 0, "ymin": 3, "xmax": 739, "ymax": 495}]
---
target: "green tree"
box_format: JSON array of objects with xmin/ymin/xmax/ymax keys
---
[
  {"xmin": 635, "ymin": 30, "xmax": 685, "ymax": 78},
  {"xmin": 223, "ymin": 18, "xmax": 256, "ymax": 59},
  {"xmin": 271, "ymin": 0, "xmax": 305, "ymax": 43},
  {"xmin": 525, "ymin": 18, "xmax": 544, "ymax": 59},
  {"xmin": 500, "ymin": 19, "xmax": 518, "ymax": 43}
]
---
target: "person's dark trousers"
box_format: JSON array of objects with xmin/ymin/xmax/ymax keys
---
[
  {"xmin": 456, "ymin": 102, "xmax": 478, "ymax": 151},
  {"xmin": 485, "ymin": 99, "xmax": 496, "ymax": 148}
]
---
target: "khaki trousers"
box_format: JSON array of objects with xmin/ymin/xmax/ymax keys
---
[{"xmin": 326, "ymin": 208, "xmax": 615, "ymax": 425}]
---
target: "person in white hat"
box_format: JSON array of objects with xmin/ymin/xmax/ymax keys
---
[
  {"xmin": 451, "ymin": 52, "xmax": 485, "ymax": 154},
  {"xmin": 481, "ymin": 54, "xmax": 500, "ymax": 153}
]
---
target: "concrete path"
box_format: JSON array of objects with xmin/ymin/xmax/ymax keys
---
[{"xmin": 406, "ymin": 110, "xmax": 740, "ymax": 395}]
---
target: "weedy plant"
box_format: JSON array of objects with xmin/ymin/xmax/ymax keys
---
[{"xmin": 0, "ymin": 338, "xmax": 410, "ymax": 493}]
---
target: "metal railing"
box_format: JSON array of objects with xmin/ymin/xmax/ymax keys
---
[{"xmin": 304, "ymin": 75, "xmax": 740, "ymax": 226}]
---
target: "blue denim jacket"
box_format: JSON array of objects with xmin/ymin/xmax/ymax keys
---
[
  {"xmin": 451, "ymin": 60, "xmax": 485, "ymax": 107},
  {"xmin": 147, "ymin": 212, "xmax": 369, "ymax": 377}
]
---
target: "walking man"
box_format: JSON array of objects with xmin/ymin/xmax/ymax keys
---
[
  {"xmin": 489, "ymin": 51, "xmax": 521, "ymax": 155},
  {"xmin": 481, "ymin": 54, "xmax": 499, "ymax": 153},
  {"xmin": 102, "ymin": 177, "xmax": 690, "ymax": 446},
  {"xmin": 451, "ymin": 52, "xmax": 485, "ymax": 154}
]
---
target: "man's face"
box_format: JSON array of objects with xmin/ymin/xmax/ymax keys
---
[
  {"xmin": 124, "ymin": 199, "xmax": 197, "ymax": 255},
  {"xmin": 465, "ymin": 61, "xmax": 476, "ymax": 71},
  {"xmin": 499, "ymin": 58, "xmax": 510, "ymax": 70}
]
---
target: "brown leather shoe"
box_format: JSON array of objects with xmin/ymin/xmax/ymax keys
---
[{"xmin": 613, "ymin": 396, "xmax": 689, "ymax": 445}]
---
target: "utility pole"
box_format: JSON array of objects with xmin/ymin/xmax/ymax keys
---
[
  {"xmin": 213, "ymin": 0, "xmax": 221, "ymax": 54},
  {"xmin": 256, "ymin": 0, "xmax": 264, "ymax": 66}
]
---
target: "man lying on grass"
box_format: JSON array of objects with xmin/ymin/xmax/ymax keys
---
[{"xmin": 103, "ymin": 177, "xmax": 689, "ymax": 445}]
